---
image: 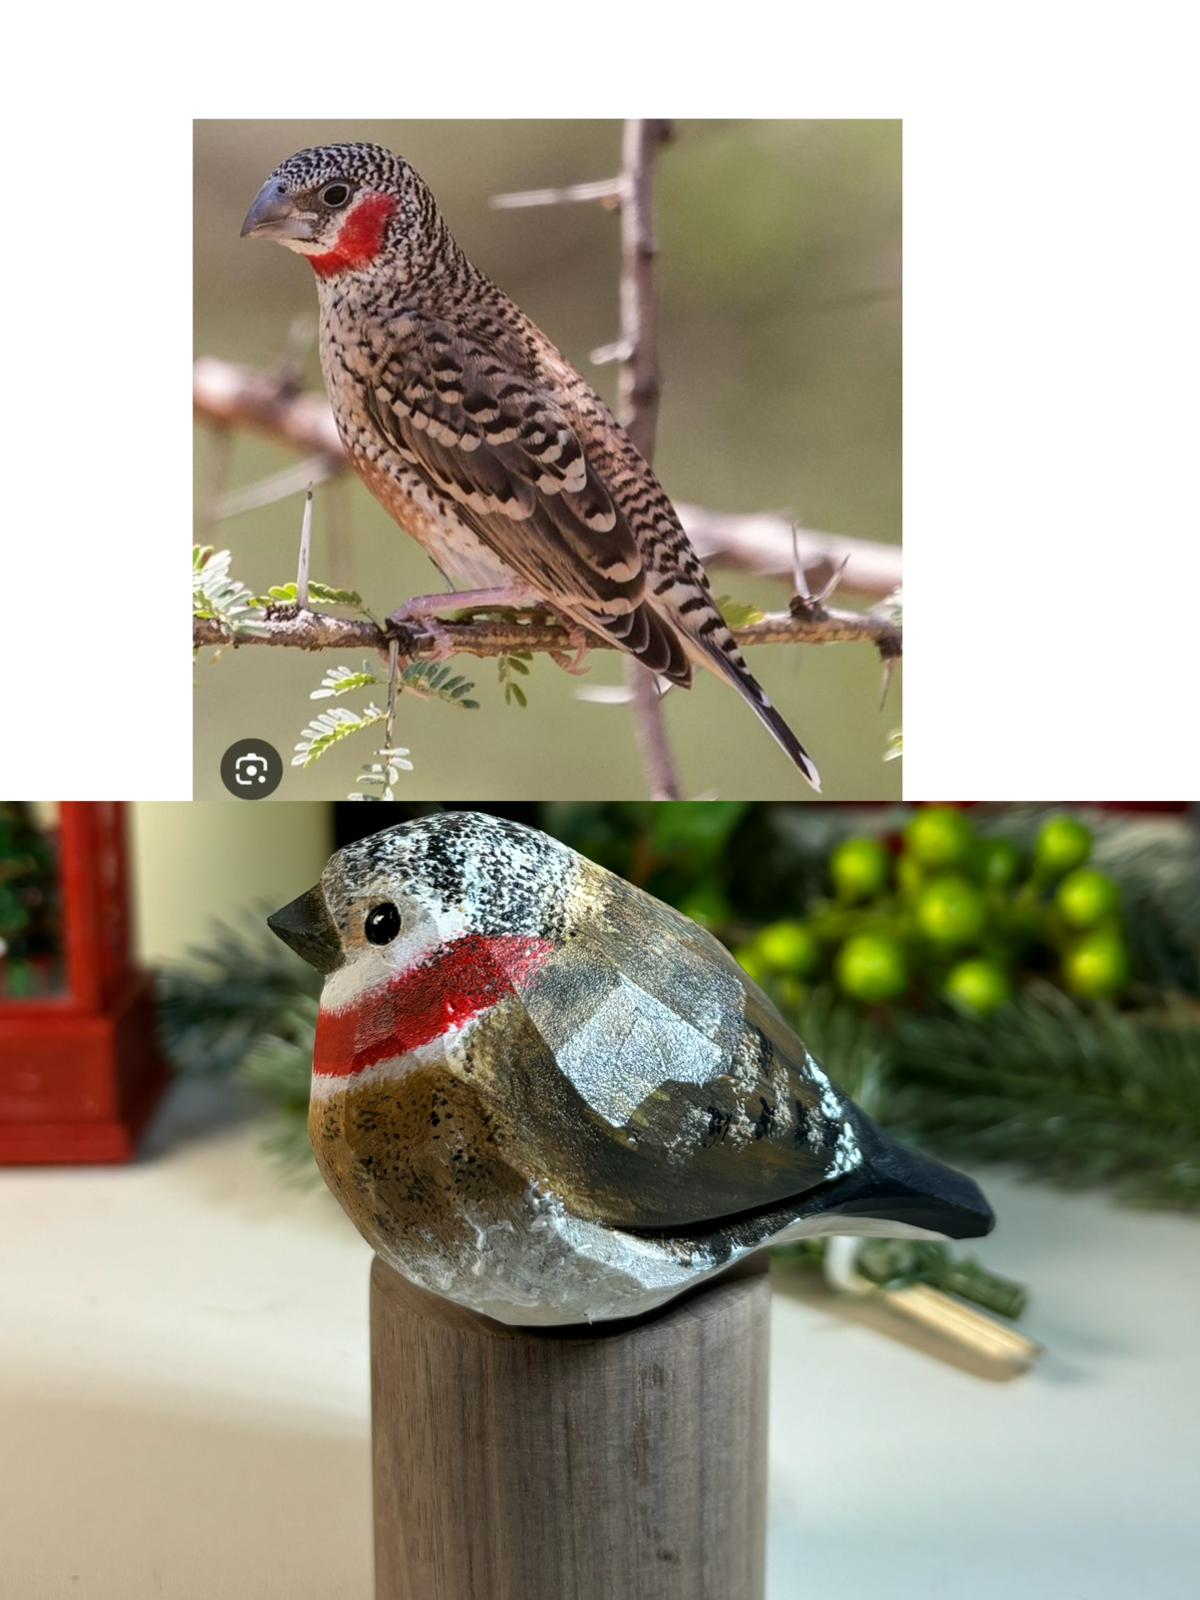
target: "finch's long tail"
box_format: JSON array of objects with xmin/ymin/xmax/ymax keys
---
[{"xmin": 685, "ymin": 625, "xmax": 821, "ymax": 792}]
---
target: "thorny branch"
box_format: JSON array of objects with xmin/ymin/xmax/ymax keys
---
[
  {"xmin": 617, "ymin": 119, "xmax": 671, "ymax": 461},
  {"xmin": 192, "ymin": 595, "xmax": 901, "ymax": 658},
  {"xmin": 612, "ymin": 118, "xmax": 680, "ymax": 800}
]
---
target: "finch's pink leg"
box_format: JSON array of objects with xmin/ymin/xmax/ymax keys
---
[
  {"xmin": 387, "ymin": 586, "xmax": 543, "ymax": 660},
  {"xmin": 388, "ymin": 587, "xmax": 594, "ymax": 672},
  {"xmin": 390, "ymin": 585, "xmax": 542, "ymax": 620}
]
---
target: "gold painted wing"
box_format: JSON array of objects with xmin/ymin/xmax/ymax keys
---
[{"xmin": 500, "ymin": 873, "xmax": 863, "ymax": 1230}]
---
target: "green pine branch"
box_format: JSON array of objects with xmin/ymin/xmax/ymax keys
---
[
  {"xmin": 241, "ymin": 1000, "xmax": 322, "ymax": 1170},
  {"xmin": 192, "ymin": 547, "xmax": 268, "ymax": 641},
  {"xmin": 886, "ymin": 985, "xmax": 1200, "ymax": 1208},
  {"xmin": 158, "ymin": 916, "xmax": 321, "ymax": 1080}
]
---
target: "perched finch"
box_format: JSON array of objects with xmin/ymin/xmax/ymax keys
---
[
  {"xmin": 268, "ymin": 813, "xmax": 992, "ymax": 1326},
  {"xmin": 242, "ymin": 143, "xmax": 821, "ymax": 788}
]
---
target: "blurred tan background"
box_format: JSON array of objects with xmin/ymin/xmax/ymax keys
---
[
  {"xmin": 130, "ymin": 802, "xmax": 332, "ymax": 961},
  {"xmin": 194, "ymin": 119, "xmax": 900, "ymax": 800}
]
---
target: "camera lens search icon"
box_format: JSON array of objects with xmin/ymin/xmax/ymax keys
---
[
  {"xmin": 235, "ymin": 753, "xmax": 269, "ymax": 785},
  {"xmin": 220, "ymin": 738, "xmax": 283, "ymax": 800}
]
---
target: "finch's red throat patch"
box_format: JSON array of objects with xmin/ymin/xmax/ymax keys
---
[
  {"xmin": 308, "ymin": 192, "xmax": 397, "ymax": 278},
  {"xmin": 314, "ymin": 933, "xmax": 554, "ymax": 1078}
]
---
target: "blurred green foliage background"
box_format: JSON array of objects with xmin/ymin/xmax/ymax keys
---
[{"xmin": 194, "ymin": 120, "xmax": 901, "ymax": 800}]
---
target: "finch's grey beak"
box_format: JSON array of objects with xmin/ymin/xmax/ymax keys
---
[
  {"xmin": 267, "ymin": 886, "xmax": 343, "ymax": 974},
  {"xmin": 240, "ymin": 179, "xmax": 316, "ymax": 241}
]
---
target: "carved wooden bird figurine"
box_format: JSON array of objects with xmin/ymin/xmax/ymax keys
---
[
  {"xmin": 268, "ymin": 813, "xmax": 992, "ymax": 1326},
  {"xmin": 241, "ymin": 143, "xmax": 821, "ymax": 788}
]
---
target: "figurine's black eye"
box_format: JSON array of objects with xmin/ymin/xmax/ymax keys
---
[
  {"xmin": 364, "ymin": 902, "xmax": 401, "ymax": 946},
  {"xmin": 321, "ymin": 182, "xmax": 351, "ymax": 209}
]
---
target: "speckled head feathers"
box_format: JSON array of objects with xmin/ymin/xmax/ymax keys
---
[
  {"xmin": 324, "ymin": 812, "xmax": 575, "ymax": 938},
  {"xmin": 268, "ymin": 142, "xmax": 414, "ymax": 201}
]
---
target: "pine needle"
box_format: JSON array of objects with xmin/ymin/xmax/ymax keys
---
[{"xmin": 887, "ymin": 985, "xmax": 1200, "ymax": 1209}]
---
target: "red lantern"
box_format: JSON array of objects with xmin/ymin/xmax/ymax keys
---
[{"xmin": 0, "ymin": 802, "xmax": 168, "ymax": 1163}]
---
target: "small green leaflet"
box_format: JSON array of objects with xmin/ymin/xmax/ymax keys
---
[
  {"xmin": 498, "ymin": 653, "xmax": 532, "ymax": 708},
  {"xmin": 714, "ymin": 594, "xmax": 765, "ymax": 629},
  {"xmin": 257, "ymin": 580, "xmax": 367, "ymax": 608},
  {"xmin": 350, "ymin": 748, "xmax": 415, "ymax": 802},
  {"xmin": 310, "ymin": 664, "xmax": 380, "ymax": 700}
]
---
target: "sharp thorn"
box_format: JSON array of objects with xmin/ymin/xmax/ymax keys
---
[
  {"xmin": 296, "ymin": 483, "xmax": 314, "ymax": 610},
  {"xmin": 817, "ymin": 554, "xmax": 851, "ymax": 605},
  {"xmin": 879, "ymin": 654, "xmax": 897, "ymax": 710},
  {"xmin": 790, "ymin": 524, "xmax": 811, "ymax": 599}
]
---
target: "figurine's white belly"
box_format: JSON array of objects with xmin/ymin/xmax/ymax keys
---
[
  {"xmin": 372, "ymin": 1184, "xmax": 951, "ymax": 1326},
  {"xmin": 372, "ymin": 1181, "xmax": 721, "ymax": 1327}
]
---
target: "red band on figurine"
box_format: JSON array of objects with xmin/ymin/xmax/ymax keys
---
[{"xmin": 314, "ymin": 933, "xmax": 554, "ymax": 1076}]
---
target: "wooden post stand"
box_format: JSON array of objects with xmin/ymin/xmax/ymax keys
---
[{"xmin": 371, "ymin": 1255, "xmax": 770, "ymax": 1600}]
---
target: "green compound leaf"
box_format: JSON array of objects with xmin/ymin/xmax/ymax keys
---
[
  {"xmin": 192, "ymin": 548, "xmax": 268, "ymax": 639},
  {"xmin": 402, "ymin": 660, "xmax": 480, "ymax": 709},
  {"xmin": 292, "ymin": 704, "xmax": 386, "ymax": 767}
]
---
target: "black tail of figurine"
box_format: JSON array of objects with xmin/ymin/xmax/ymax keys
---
[{"xmin": 817, "ymin": 1120, "xmax": 994, "ymax": 1240}]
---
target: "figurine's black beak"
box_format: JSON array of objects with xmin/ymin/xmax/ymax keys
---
[
  {"xmin": 267, "ymin": 886, "xmax": 343, "ymax": 974},
  {"xmin": 240, "ymin": 179, "xmax": 316, "ymax": 241}
]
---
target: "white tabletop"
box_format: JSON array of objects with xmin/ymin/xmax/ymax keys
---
[{"xmin": 2, "ymin": 1080, "xmax": 1196, "ymax": 1599}]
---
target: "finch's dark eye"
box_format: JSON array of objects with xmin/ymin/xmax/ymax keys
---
[
  {"xmin": 364, "ymin": 902, "xmax": 401, "ymax": 946},
  {"xmin": 321, "ymin": 182, "xmax": 351, "ymax": 209}
]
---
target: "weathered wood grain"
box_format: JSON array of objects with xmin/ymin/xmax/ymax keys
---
[{"xmin": 371, "ymin": 1256, "xmax": 770, "ymax": 1600}]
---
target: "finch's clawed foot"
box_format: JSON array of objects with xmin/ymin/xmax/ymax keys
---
[
  {"xmin": 386, "ymin": 585, "xmax": 592, "ymax": 670},
  {"xmin": 385, "ymin": 597, "xmax": 458, "ymax": 662},
  {"xmin": 387, "ymin": 586, "xmax": 542, "ymax": 662},
  {"xmin": 548, "ymin": 618, "xmax": 594, "ymax": 676},
  {"xmin": 385, "ymin": 612, "xmax": 454, "ymax": 662}
]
